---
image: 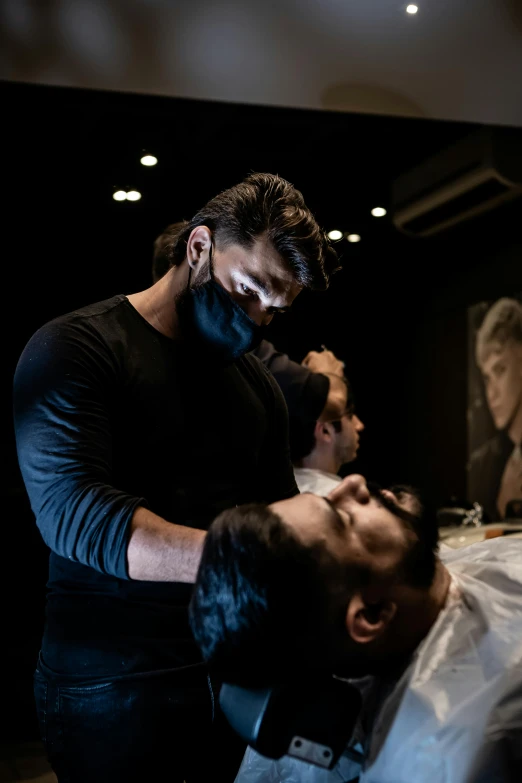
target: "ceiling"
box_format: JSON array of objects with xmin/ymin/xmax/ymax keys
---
[{"xmin": 1, "ymin": 0, "xmax": 522, "ymax": 128}]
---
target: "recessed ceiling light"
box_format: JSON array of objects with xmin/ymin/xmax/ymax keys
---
[
  {"xmin": 406, "ymin": 4, "xmax": 418, "ymax": 14},
  {"xmin": 327, "ymin": 229, "xmax": 343, "ymax": 241},
  {"xmin": 113, "ymin": 190, "xmax": 127, "ymax": 201},
  {"xmin": 140, "ymin": 154, "xmax": 158, "ymax": 166},
  {"xmin": 347, "ymin": 234, "xmax": 361, "ymax": 243},
  {"xmin": 371, "ymin": 207, "xmax": 387, "ymax": 217},
  {"xmin": 126, "ymin": 190, "xmax": 142, "ymax": 201}
]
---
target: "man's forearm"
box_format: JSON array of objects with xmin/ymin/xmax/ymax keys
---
[{"xmin": 127, "ymin": 506, "xmax": 206, "ymax": 582}]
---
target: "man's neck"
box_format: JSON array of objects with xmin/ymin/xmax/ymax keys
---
[
  {"xmin": 372, "ymin": 560, "xmax": 452, "ymax": 670},
  {"xmin": 299, "ymin": 451, "xmax": 340, "ymax": 476},
  {"xmin": 126, "ymin": 265, "xmax": 188, "ymax": 340}
]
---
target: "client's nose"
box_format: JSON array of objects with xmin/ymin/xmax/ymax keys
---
[{"xmin": 327, "ymin": 474, "xmax": 370, "ymax": 505}]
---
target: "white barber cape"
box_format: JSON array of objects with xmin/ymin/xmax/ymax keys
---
[
  {"xmin": 235, "ymin": 538, "xmax": 522, "ymax": 783},
  {"xmin": 294, "ymin": 468, "xmax": 341, "ymax": 496}
]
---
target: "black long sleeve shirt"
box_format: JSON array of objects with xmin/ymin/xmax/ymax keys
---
[
  {"xmin": 13, "ymin": 295, "xmax": 297, "ymax": 676},
  {"xmin": 252, "ymin": 340, "xmax": 329, "ymax": 424}
]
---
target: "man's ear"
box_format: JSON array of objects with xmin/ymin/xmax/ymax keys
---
[
  {"xmin": 186, "ymin": 226, "xmax": 212, "ymax": 271},
  {"xmin": 345, "ymin": 592, "xmax": 397, "ymax": 644},
  {"xmin": 314, "ymin": 419, "xmax": 334, "ymax": 445}
]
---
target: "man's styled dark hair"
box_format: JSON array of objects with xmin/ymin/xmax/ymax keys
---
[
  {"xmin": 189, "ymin": 504, "xmax": 365, "ymax": 686},
  {"xmin": 153, "ymin": 173, "xmax": 340, "ymax": 290},
  {"xmin": 189, "ymin": 490, "xmax": 439, "ymax": 685}
]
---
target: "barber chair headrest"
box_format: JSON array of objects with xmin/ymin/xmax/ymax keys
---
[{"xmin": 219, "ymin": 675, "xmax": 362, "ymax": 770}]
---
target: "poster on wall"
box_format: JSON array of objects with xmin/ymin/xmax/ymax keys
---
[{"xmin": 467, "ymin": 294, "xmax": 522, "ymax": 521}]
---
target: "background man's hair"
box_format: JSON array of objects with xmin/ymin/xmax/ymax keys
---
[
  {"xmin": 288, "ymin": 415, "xmax": 346, "ymax": 464},
  {"xmin": 476, "ymin": 297, "xmax": 522, "ymax": 365},
  {"xmin": 189, "ymin": 503, "xmax": 366, "ymax": 686},
  {"xmin": 152, "ymin": 220, "xmax": 188, "ymax": 283},
  {"xmin": 153, "ymin": 173, "xmax": 340, "ymax": 290},
  {"xmin": 289, "ymin": 416, "xmax": 318, "ymax": 463}
]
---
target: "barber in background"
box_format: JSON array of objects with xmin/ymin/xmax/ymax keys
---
[{"xmin": 13, "ymin": 173, "xmax": 339, "ymax": 783}]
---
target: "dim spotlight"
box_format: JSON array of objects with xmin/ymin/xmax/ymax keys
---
[
  {"xmin": 371, "ymin": 207, "xmax": 387, "ymax": 217},
  {"xmin": 327, "ymin": 229, "xmax": 343, "ymax": 241},
  {"xmin": 406, "ymin": 4, "xmax": 418, "ymax": 14},
  {"xmin": 126, "ymin": 190, "xmax": 142, "ymax": 202},
  {"xmin": 113, "ymin": 190, "xmax": 127, "ymax": 201},
  {"xmin": 140, "ymin": 154, "xmax": 158, "ymax": 166},
  {"xmin": 347, "ymin": 234, "xmax": 361, "ymax": 243}
]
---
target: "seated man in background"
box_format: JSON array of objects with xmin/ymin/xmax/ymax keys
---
[
  {"xmin": 189, "ymin": 475, "xmax": 522, "ymax": 782},
  {"xmin": 289, "ymin": 369, "xmax": 365, "ymax": 495}
]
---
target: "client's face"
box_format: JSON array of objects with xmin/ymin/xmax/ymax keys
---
[{"xmin": 270, "ymin": 475, "xmax": 412, "ymax": 575}]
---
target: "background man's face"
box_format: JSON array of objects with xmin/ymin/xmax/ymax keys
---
[
  {"xmin": 480, "ymin": 339, "xmax": 522, "ymax": 430},
  {"xmin": 334, "ymin": 413, "xmax": 365, "ymax": 466}
]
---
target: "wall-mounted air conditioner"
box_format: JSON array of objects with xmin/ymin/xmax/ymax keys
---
[{"xmin": 391, "ymin": 127, "xmax": 522, "ymax": 237}]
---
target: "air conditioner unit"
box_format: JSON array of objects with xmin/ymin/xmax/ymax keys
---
[{"xmin": 391, "ymin": 127, "xmax": 522, "ymax": 237}]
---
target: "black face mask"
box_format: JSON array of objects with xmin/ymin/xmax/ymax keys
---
[{"xmin": 178, "ymin": 243, "xmax": 263, "ymax": 364}]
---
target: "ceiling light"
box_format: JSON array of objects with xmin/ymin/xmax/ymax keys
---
[
  {"xmin": 327, "ymin": 229, "xmax": 343, "ymax": 241},
  {"xmin": 347, "ymin": 234, "xmax": 361, "ymax": 243},
  {"xmin": 140, "ymin": 154, "xmax": 158, "ymax": 166},
  {"xmin": 371, "ymin": 207, "xmax": 387, "ymax": 217},
  {"xmin": 406, "ymin": 4, "xmax": 418, "ymax": 14},
  {"xmin": 126, "ymin": 190, "xmax": 142, "ymax": 201},
  {"xmin": 113, "ymin": 190, "xmax": 127, "ymax": 201}
]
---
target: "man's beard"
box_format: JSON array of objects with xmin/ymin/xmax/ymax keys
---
[
  {"xmin": 175, "ymin": 259, "xmax": 211, "ymax": 338},
  {"xmin": 367, "ymin": 481, "xmax": 439, "ymax": 589}
]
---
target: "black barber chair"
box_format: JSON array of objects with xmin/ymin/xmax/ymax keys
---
[{"xmin": 219, "ymin": 674, "xmax": 363, "ymax": 772}]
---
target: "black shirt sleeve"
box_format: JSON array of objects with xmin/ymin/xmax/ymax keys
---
[
  {"xmin": 252, "ymin": 340, "xmax": 329, "ymax": 423},
  {"xmin": 12, "ymin": 321, "xmax": 144, "ymax": 579},
  {"xmin": 253, "ymin": 358, "xmax": 300, "ymax": 502}
]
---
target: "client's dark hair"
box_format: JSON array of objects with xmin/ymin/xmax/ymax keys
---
[
  {"xmin": 189, "ymin": 504, "xmax": 366, "ymax": 686},
  {"xmin": 155, "ymin": 173, "xmax": 340, "ymax": 290}
]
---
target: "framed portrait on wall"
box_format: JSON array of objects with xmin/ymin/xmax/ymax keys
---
[{"xmin": 467, "ymin": 294, "xmax": 522, "ymax": 521}]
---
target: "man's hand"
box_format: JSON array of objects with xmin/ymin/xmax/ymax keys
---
[{"xmin": 302, "ymin": 347, "xmax": 345, "ymax": 378}]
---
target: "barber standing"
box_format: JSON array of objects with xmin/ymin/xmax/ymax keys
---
[{"xmin": 13, "ymin": 173, "xmax": 339, "ymax": 783}]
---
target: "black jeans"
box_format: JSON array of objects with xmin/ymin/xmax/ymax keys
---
[{"xmin": 34, "ymin": 657, "xmax": 246, "ymax": 783}]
